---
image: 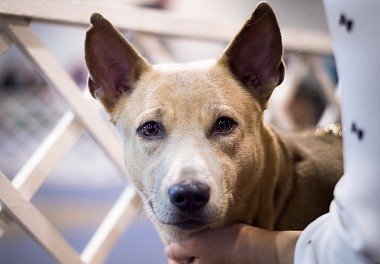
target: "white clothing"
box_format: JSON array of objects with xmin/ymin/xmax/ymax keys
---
[{"xmin": 295, "ymin": 1, "xmax": 380, "ymax": 263}]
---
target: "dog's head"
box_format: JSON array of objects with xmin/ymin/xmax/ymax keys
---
[{"xmin": 85, "ymin": 2, "xmax": 284, "ymax": 239}]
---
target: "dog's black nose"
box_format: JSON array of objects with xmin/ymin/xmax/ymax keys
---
[{"xmin": 168, "ymin": 182, "xmax": 210, "ymax": 213}]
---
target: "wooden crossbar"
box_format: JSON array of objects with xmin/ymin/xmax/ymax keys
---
[
  {"xmin": 0, "ymin": 171, "xmax": 83, "ymax": 264},
  {"xmin": 0, "ymin": 15, "xmax": 142, "ymax": 263},
  {"xmin": 81, "ymin": 186, "xmax": 139, "ymax": 264},
  {"xmin": 0, "ymin": 0, "xmax": 332, "ymax": 54},
  {"xmin": 0, "ymin": 29, "xmax": 11, "ymax": 55},
  {"xmin": 0, "ymin": 203, "xmax": 11, "ymax": 238},
  {"xmin": 0, "ymin": 111, "xmax": 83, "ymax": 239},
  {"xmin": 0, "ymin": 16, "xmax": 126, "ymax": 175},
  {"xmin": 0, "ymin": 0, "xmax": 234, "ymax": 42},
  {"xmin": 12, "ymin": 111, "xmax": 82, "ymax": 200}
]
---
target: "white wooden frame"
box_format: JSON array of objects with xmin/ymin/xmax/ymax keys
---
[
  {"xmin": 0, "ymin": 9, "xmax": 141, "ymax": 264},
  {"xmin": 0, "ymin": 1, "xmax": 336, "ymax": 263},
  {"xmin": 0, "ymin": 0, "xmax": 332, "ymax": 54}
]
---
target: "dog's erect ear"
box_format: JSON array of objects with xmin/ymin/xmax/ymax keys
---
[
  {"xmin": 85, "ymin": 13, "xmax": 149, "ymax": 112},
  {"xmin": 220, "ymin": 2, "xmax": 284, "ymax": 107}
]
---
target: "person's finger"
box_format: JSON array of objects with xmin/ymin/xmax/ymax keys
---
[{"xmin": 164, "ymin": 242, "xmax": 197, "ymax": 262}]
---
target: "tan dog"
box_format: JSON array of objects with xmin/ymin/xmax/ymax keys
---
[{"xmin": 84, "ymin": 2, "xmax": 343, "ymax": 242}]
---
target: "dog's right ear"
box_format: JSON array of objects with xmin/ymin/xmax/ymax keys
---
[
  {"xmin": 85, "ymin": 13, "xmax": 149, "ymax": 112},
  {"xmin": 219, "ymin": 2, "xmax": 284, "ymax": 108}
]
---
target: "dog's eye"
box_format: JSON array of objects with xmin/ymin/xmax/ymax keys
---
[
  {"xmin": 213, "ymin": 117, "xmax": 237, "ymax": 134},
  {"xmin": 139, "ymin": 121, "xmax": 162, "ymax": 138}
]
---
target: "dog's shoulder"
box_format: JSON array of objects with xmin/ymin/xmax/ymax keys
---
[
  {"xmin": 286, "ymin": 128, "xmax": 343, "ymax": 182},
  {"xmin": 274, "ymin": 127, "xmax": 343, "ymax": 230}
]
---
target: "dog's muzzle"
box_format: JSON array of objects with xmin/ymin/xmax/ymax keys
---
[{"xmin": 165, "ymin": 181, "xmax": 211, "ymax": 230}]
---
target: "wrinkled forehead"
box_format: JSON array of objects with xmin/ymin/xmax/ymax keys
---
[{"xmin": 120, "ymin": 61, "xmax": 261, "ymax": 127}]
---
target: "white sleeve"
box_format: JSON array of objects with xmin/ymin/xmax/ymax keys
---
[
  {"xmin": 295, "ymin": 174, "xmax": 380, "ymax": 264},
  {"xmin": 294, "ymin": 1, "xmax": 380, "ymax": 263}
]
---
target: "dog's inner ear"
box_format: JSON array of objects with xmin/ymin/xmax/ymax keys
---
[
  {"xmin": 85, "ymin": 13, "xmax": 148, "ymax": 112},
  {"xmin": 221, "ymin": 2, "xmax": 284, "ymax": 106}
]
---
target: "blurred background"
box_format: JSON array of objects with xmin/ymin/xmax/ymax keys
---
[{"xmin": 0, "ymin": 0, "xmax": 339, "ymax": 263}]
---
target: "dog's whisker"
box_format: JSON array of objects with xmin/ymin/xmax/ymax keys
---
[
  {"xmin": 223, "ymin": 184, "xmax": 238, "ymax": 195},
  {"xmin": 136, "ymin": 196, "xmax": 151, "ymax": 226}
]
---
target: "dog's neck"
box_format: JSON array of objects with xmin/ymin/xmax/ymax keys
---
[{"xmin": 249, "ymin": 122, "xmax": 295, "ymax": 229}]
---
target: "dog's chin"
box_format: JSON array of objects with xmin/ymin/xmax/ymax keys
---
[{"xmin": 149, "ymin": 201, "xmax": 223, "ymax": 233}]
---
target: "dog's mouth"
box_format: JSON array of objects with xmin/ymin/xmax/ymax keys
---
[
  {"xmin": 148, "ymin": 200, "xmax": 209, "ymax": 230},
  {"xmin": 169, "ymin": 219, "xmax": 206, "ymax": 231},
  {"xmin": 159, "ymin": 214, "xmax": 208, "ymax": 231}
]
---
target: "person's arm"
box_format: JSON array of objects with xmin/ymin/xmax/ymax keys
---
[
  {"xmin": 165, "ymin": 224, "xmax": 300, "ymax": 264},
  {"xmin": 295, "ymin": 1, "xmax": 380, "ymax": 263},
  {"xmin": 295, "ymin": 175, "xmax": 380, "ymax": 263}
]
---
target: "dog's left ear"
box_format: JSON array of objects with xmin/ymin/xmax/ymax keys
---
[{"xmin": 220, "ymin": 2, "xmax": 284, "ymax": 107}]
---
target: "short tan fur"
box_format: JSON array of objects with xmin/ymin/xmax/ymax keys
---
[{"xmin": 85, "ymin": 2, "xmax": 343, "ymax": 242}]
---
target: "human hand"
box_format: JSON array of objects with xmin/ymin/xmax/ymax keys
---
[{"xmin": 165, "ymin": 223, "xmax": 300, "ymax": 264}]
